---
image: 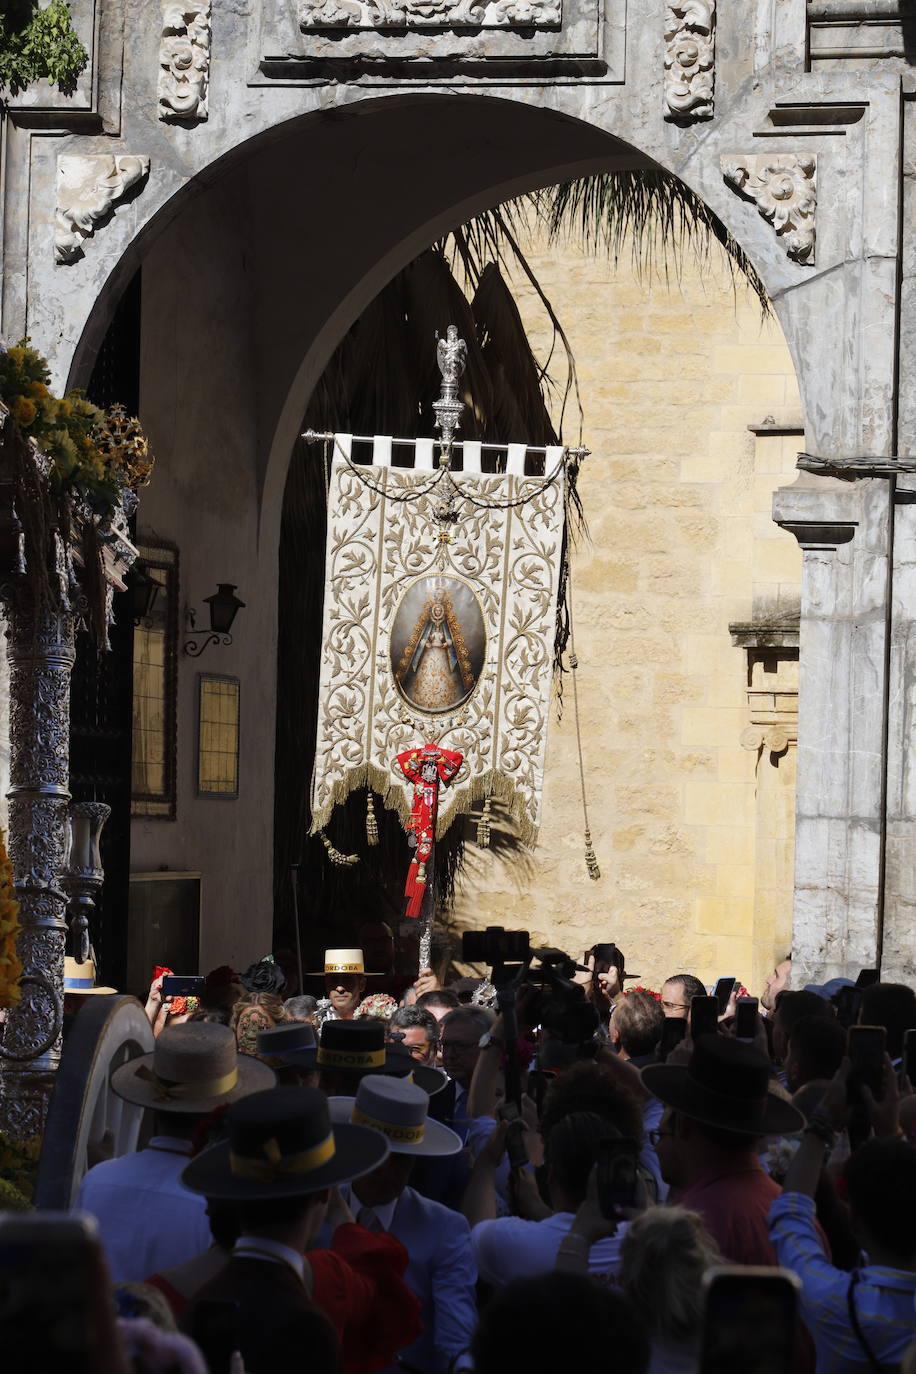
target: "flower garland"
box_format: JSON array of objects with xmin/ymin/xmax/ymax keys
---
[
  {"xmin": 0, "ymin": 828, "xmax": 22, "ymax": 1010},
  {"xmin": 624, "ymin": 986, "xmax": 661, "ymax": 1002},
  {"xmin": 0, "ymin": 1132, "xmax": 41, "ymax": 1205},
  {"xmin": 0, "ymin": 341, "xmax": 153, "ymax": 516}
]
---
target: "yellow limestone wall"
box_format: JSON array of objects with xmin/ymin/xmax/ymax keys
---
[{"xmin": 452, "ymin": 234, "xmax": 804, "ymax": 996}]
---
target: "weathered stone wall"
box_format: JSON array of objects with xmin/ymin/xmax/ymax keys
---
[{"xmin": 452, "ymin": 232, "xmax": 804, "ymax": 995}]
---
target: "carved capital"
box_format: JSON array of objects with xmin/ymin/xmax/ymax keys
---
[
  {"xmin": 55, "ymin": 156, "xmax": 150, "ymax": 265},
  {"xmin": 298, "ymin": 0, "xmax": 561, "ymax": 28},
  {"xmin": 159, "ymin": 2, "xmax": 211, "ymax": 121},
  {"xmin": 721, "ymin": 154, "xmax": 816, "ymax": 265},
  {"xmin": 740, "ymin": 725, "xmax": 791, "ymax": 755},
  {"xmin": 665, "ymin": 1, "xmax": 715, "ymax": 121}
]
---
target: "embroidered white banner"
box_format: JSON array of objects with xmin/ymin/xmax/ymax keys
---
[{"xmin": 310, "ymin": 445, "xmax": 567, "ymax": 848}]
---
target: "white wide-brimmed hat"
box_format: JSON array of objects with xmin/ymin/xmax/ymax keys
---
[
  {"xmin": 329, "ymin": 1074, "xmax": 463, "ymax": 1157},
  {"xmin": 310, "ymin": 948, "xmax": 384, "ymax": 978}
]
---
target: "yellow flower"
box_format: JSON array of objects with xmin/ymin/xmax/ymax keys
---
[{"xmin": 12, "ymin": 397, "xmax": 36, "ymax": 427}]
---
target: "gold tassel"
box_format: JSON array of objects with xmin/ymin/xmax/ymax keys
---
[
  {"xmin": 366, "ymin": 790, "xmax": 379, "ymax": 846},
  {"xmin": 477, "ymin": 796, "xmax": 492, "ymax": 848},
  {"xmin": 319, "ymin": 831, "xmax": 359, "ymax": 868},
  {"xmin": 584, "ymin": 828, "xmax": 601, "ymax": 882}
]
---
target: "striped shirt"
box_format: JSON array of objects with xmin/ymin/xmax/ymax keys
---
[{"xmin": 769, "ymin": 1191, "xmax": 916, "ymax": 1373}]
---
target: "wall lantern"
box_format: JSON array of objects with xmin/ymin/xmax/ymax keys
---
[
  {"xmin": 183, "ymin": 583, "xmax": 246, "ymax": 658},
  {"xmin": 129, "ymin": 558, "xmax": 160, "ymax": 626}
]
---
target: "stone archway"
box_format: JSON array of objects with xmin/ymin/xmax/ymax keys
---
[{"xmin": 3, "ymin": 6, "xmax": 911, "ymax": 990}]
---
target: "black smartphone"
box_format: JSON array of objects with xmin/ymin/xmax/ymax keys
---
[
  {"xmin": 903, "ymin": 1028, "xmax": 916, "ymax": 1087},
  {"xmin": 691, "ymin": 994, "xmax": 719, "ymax": 1040},
  {"xmin": 161, "ymin": 974, "xmax": 206, "ymax": 999},
  {"xmin": 595, "ymin": 1136, "xmax": 640, "ymax": 1219},
  {"xmin": 847, "ymin": 1025, "xmax": 886, "ymax": 1104},
  {"xmin": 699, "ymin": 1266, "xmax": 800, "ymax": 1374},
  {"xmin": 189, "ymin": 1299, "xmax": 241, "ymax": 1374},
  {"xmin": 713, "ymin": 977, "xmax": 737, "ymax": 1015},
  {"xmin": 526, "ymin": 1068, "xmax": 555, "ymax": 1116},
  {"xmin": 0, "ymin": 1212, "xmax": 115, "ymax": 1374},
  {"xmin": 658, "ymin": 1016, "xmax": 688, "ymax": 1060},
  {"xmin": 498, "ymin": 1101, "xmax": 530, "ymax": 1170},
  {"xmin": 735, "ymin": 996, "xmax": 759, "ymax": 1041}
]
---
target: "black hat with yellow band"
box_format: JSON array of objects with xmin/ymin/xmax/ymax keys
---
[
  {"xmin": 109, "ymin": 1022, "xmax": 274, "ymax": 1114},
  {"xmin": 181, "ymin": 1084, "xmax": 390, "ymax": 1200},
  {"xmin": 318, "ymin": 1020, "xmax": 446, "ymax": 1096},
  {"xmin": 329, "ymin": 1076, "xmax": 462, "ymax": 1158}
]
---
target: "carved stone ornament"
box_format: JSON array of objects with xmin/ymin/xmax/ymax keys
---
[
  {"xmin": 159, "ymin": 1, "xmax": 211, "ymax": 122},
  {"xmin": 298, "ymin": 0, "xmax": 561, "ymax": 29},
  {"xmin": 665, "ymin": 0, "xmax": 715, "ymax": 121},
  {"xmin": 721, "ymin": 154, "xmax": 817, "ymax": 265},
  {"xmin": 55, "ymin": 155, "xmax": 150, "ymax": 265}
]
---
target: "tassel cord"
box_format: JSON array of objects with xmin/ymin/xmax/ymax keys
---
[{"xmin": 567, "ymin": 564, "xmax": 600, "ymax": 881}]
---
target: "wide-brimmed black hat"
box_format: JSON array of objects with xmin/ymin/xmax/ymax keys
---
[
  {"xmin": 257, "ymin": 1022, "xmax": 317, "ymax": 1067},
  {"xmin": 318, "ymin": 1020, "xmax": 446, "ymax": 1095},
  {"xmin": 641, "ymin": 1035, "xmax": 805, "ymax": 1137},
  {"xmin": 110, "ymin": 1022, "xmax": 274, "ymax": 1114},
  {"xmin": 181, "ymin": 1084, "xmax": 389, "ymax": 1200}
]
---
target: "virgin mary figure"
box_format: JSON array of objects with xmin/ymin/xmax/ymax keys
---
[{"xmin": 394, "ymin": 581, "xmax": 476, "ymax": 712}]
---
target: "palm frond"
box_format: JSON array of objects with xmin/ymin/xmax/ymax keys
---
[{"xmin": 528, "ymin": 171, "xmax": 771, "ymax": 317}]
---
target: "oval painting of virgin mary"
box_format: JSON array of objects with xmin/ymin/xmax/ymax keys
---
[{"xmin": 390, "ymin": 576, "xmax": 486, "ymax": 714}]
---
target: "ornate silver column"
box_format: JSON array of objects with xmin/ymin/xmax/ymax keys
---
[{"xmin": 0, "ymin": 601, "xmax": 72, "ymax": 1140}]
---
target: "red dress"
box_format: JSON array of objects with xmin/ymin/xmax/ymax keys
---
[{"xmin": 147, "ymin": 1224, "xmax": 423, "ymax": 1374}]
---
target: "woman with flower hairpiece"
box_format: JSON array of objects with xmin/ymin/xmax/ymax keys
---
[{"xmin": 232, "ymin": 959, "xmax": 287, "ymax": 1058}]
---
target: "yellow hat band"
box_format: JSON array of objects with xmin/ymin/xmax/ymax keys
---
[
  {"xmin": 230, "ymin": 1131, "xmax": 335, "ymax": 1182},
  {"xmin": 325, "ymin": 963, "xmax": 364, "ymax": 974},
  {"xmin": 135, "ymin": 1065, "xmax": 238, "ymax": 1102},
  {"xmin": 351, "ymin": 1104, "xmax": 426, "ymax": 1145},
  {"xmin": 317, "ymin": 1046, "xmax": 386, "ymax": 1070}
]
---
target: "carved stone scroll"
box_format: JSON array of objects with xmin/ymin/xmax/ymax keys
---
[
  {"xmin": 55, "ymin": 156, "xmax": 150, "ymax": 265},
  {"xmin": 665, "ymin": 1, "xmax": 715, "ymax": 121},
  {"xmin": 298, "ymin": 0, "xmax": 561, "ymax": 29},
  {"xmin": 159, "ymin": 1, "xmax": 211, "ymax": 122},
  {"xmin": 721, "ymin": 154, "xmax": 817, "ymax": 265}
]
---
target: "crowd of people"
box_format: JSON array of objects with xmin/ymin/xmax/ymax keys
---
[{"xmin": 25, "ymin": 932, "xmax": 916, "ymax": 1372}]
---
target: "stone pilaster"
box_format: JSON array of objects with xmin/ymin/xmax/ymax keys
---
[{"xmin": 773, "ymin": 475, "xmax": 890, "ymax": 985}]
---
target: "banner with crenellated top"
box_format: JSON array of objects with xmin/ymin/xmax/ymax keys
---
[{"xmin": 306, "ymin": 326, "xmax": 588, "ymax": 934}]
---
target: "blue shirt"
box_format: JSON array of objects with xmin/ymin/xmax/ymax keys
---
[{"xmin": 769, "ymin": 1191, "xmax": 916, "ymax": 1373}]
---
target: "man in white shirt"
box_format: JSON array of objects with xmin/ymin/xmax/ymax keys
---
[
  {"xmin": 466, "ymin": 1109, "xmax": 631, "ymax": 1283},
  {"xmin": 74, "ymin": 1022, "xmax": 273, "ymax": 1281}
]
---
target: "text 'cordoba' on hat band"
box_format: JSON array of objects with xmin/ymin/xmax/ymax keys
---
[
  {"xmin": 318, "ymin": 1047, "xmax": 386, "ymax": 1069},
  {"xmin": 351, "ymin": 1104, "xmax": 425, "ymax": 1144},
  {"xmin": 135, "ymin": 1065, "xmax": 239, "ymax": 1102},
  {"xmin": 229, "ymin": 1132, "xmax": 336, "ymax": 1181}
]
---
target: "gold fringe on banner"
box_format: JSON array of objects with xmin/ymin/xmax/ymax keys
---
[{"xmin": 310, "ymin": 764, "xmax": 541, "ymax": 852}]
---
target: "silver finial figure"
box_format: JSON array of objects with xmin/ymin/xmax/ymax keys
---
[{"xmin": 432, "ymin": 325, "xmax": 467, "ymax": 461}]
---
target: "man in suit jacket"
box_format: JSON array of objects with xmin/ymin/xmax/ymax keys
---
[
  {"xmin": 328, "ymin": 1074, "xmax": 477, "ymax": 1374},
  {"xmin": 180, "ymin": 1084, "xmax": 390, "ymax": 1373},
  {"xmin": 183, "ymin": 1238, "xmax": 338, "ymax": 1374}
]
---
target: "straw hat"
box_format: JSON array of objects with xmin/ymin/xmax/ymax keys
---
[
  {"xmin": 181, "ymin": 1084, "xmax": 389, "ymax": 1200},
  {"xmin": 110, "ymin": 1021, "xmax": 274, "ymax": 1113},
  {"xmin": 329, "ymin": 1075, "xmax": 463, "ymax": 1157},
  {"xmin": 318, "ymin": 1020, "xmax": 447, "ymax": 1096},
  {"xmin": 64, "ymin": 955, "xmax": 118, "ymax": 996},
  {"xmin": 256, "ymin": 1022, "xmax": 317, "ymax": 1067},
  {"xmin": 310, "ymin": 948, "xmax": 384, "ymax": 978},
  {"xmin": 641, "ymin": 1034, "xmax": 805, "ymax": 1137}
]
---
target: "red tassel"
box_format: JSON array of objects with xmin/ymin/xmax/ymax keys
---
[{"xmin": 403, "ymin": 859, "xmax": 426, "ymax": 919}]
